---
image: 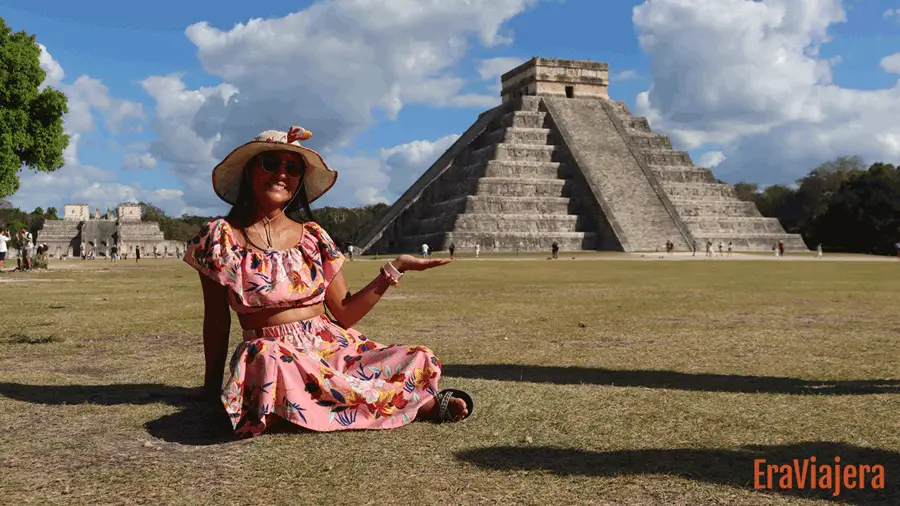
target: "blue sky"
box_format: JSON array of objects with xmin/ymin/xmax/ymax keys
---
[{"xmin": 3, "ymin": 0, "xmax": 900, "ymax": 216}]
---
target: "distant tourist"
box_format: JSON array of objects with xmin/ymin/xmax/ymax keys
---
[
  {"xmin": 691, "ymin": 240, "xmax": 697, "ymax": 256},
  {"xmin": 778, "ymin": 240, "xmax": 785, "ymax": 257},
  {"xmin": 816, "ymin": 243, "xmax": 823, "ymax": 259},
  {"xmin": 346, "ymin": 244, "xmax": 354, "ymax": 261},
  {"xmin": 727, "ymin": 242, "xmax": 733, "ymax": 256},
  {"xmin": 475, "ymin": 244, "xmax": 480, "ymax": 258},
  {"xmin": 705, "ymin": 240, "xmax": 713, "ymax": 258},
  {"xmin": 895, "ymin": 242, "xmax": 900, "ymax": 259},
  {"xmin": 718, "ymin": 242, "xmax": 724, "ymax": 256},
  {"xmin": 0, "ymin": 227, "xmax": 9, "ymax": 270},
  {"xmin": 135, "ymin": 245, "xmax": 141, "ymax": 263},
  {"xmin": 421, "ymin": 243, "xmax": 429, "ymax": 258},
  {"xmin": 181, "ymin": 125, "xmax": 471, "ymax": 438},
  {"xmin": 16, "ymin": 227, "xmax": 32, "ymax": 271},
  {"xmin": 448, "ymin": 242, "xmax": 455, "ymax": 260},
  {"xmin": 110, "ymin": 245, "xmax": 119, "ymax": 262}
]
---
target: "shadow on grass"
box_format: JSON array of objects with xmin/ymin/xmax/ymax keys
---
[
  {"xmin": 441, "ymin": 364, "xmax": 900, "ymax": 395},
  {"xmin": 456, "ymin": 442, "xmax": 898, "ymax": 505},
  {"xmin": 0, "ymin": 382, "xmax": 235, "ymax": 446}
]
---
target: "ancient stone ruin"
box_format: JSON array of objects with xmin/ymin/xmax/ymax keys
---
[
  {"xmin": 38, "ymin": 204, "xmax": 184, "ymax": 259},
  {"xmin": 358, "ymin": 57, "xmax": 807, "ymax": 253}
]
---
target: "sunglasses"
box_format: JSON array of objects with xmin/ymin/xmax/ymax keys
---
[{"xmin": 260, "ymin": 154, "xmax": 304, "ymax": 177}]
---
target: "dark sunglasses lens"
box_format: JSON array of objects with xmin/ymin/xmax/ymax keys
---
[
  {"xmin": 261, "ymin": 156, "xmax": 280, "ymax": 172},
  {"xmin": 285, "ymin": 161, "xmax": 303, "ymax": 177}
]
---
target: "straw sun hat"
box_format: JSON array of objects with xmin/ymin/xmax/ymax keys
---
[{"xmin": 212, "ymin": 126, "xmax": 338, "ymax": 205}]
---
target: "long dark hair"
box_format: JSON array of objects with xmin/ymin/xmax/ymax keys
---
[{"xmin": 225, "ymin": 153, "xmax": 317, "ymax": 227}]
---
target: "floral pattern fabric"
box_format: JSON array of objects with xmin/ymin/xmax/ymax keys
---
[
  {"xmin": 183, "ymin": 218, "xmax": 344, "ymax": 313},
  {"xmin": 183, "ymin": 218, "xmax": 442, "ymax": 435}
]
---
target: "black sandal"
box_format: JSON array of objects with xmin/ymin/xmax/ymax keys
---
[{"xmin": 435, "ymin": 389, "xmax": 474, "ymax": 423}]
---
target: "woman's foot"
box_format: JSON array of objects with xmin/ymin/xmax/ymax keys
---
[{"xmin": 416, "ymin": 391, "xmax": 471, "ymax": 422}]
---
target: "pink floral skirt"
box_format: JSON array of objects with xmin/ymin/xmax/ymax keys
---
[{"xmin": 221, "ymin": 315, "xmax": 442, "ymax": 437}]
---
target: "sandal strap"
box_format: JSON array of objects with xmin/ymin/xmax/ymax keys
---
[{"xmin": 435, "ymin": 389, "xmax": 474, "ymax": 423}]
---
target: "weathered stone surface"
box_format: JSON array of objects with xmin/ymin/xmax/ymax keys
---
[
  {"xmin": 358, "ymin": 57, "xmax": 807, "ymax": 253},
  {"xmin": 541, "ymin": 97, "xmax": 688, "ymax": 251}
]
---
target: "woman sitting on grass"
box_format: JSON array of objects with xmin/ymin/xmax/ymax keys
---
[{"xmin": 183, "ymin": 126, "xmax": 473, "ymax": 438}]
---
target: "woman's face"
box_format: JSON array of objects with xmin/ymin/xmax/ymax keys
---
[{"xmin": 250, "ymin": 150, "xmax": 306, "ymax": 208}]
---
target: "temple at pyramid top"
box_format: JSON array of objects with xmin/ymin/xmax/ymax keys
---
[{"xmin": 500, "ymin": 57, "xmax": 610, "ymax": 102}]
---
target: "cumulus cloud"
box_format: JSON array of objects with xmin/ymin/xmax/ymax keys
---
[
  {"xmin": 884, "ymin": 8, "xmax": 900, "ymax": 21},
  {"xmin": 123, "ymin": 153, "xmax": 158, "ymax": 170},
  {"xmin": 880, "ymin": 53, "xmax": 900, "ymax": 74},
  {"xmin": 141, "ymin": 0, "xmax": 538, "ymax": 211},
  {"xmin": 9, "ymin": 45, "xmax": 184, "ymax": 216},
  {"xmin": 696, "ymin": 151, "xmax": 726, "ymax": 168},
  {"xmin": 632, "ymin": 0, "xmax": 900, "ymax": 186},
  {"xmin": 314, "ymin": 133, "xmax": 461, "ymax": 209},
  {"xmin": 611, "ymin": 70, "xmax": 639, "ymax": 81}
]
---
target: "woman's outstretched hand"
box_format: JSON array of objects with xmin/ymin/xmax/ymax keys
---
[{"xmin": 392, "ymin": 254, "xmax": 451, "ymax": 272}]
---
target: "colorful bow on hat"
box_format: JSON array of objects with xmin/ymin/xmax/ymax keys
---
[{"xmin": 287, "ymin": 126, "xmax": 312, "ymax": 143}]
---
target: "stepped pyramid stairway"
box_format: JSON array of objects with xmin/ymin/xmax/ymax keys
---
[
  {"xmin": 358, "ymin": 57, "xmax": 807, "ymax": 254},
  {"xmin": 378, "ymin": 96, "xmax": 601, "ymax": 253},
  {"xmin": 603, "ymin": 101, "xmax": 808, "ymax": 251}
]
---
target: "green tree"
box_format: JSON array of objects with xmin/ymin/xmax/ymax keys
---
[
  {"xmin": 732, "ymin": 182, "xmax": 758, "ymax": 202},
  {"xmin": 812, "ymin": 162, "xmax": 900, "ymax": 255},
  {"xmin": 32, "ymin": 206, "xmax": 43, "ymax": 215},
  {"xmin": 0, "ymin": 18, "xmax": 69, "ymax": 198},
  {"xmin": 44, "ymin": 206, "xmax": 58, "ymax": 219}
]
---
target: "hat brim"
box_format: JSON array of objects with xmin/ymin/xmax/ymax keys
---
[{"xmin": 212, "ymin": 141, "xmax": 338, "ymax": 206}]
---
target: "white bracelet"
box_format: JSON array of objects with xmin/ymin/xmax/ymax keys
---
[{"xmin": 383, "ymin": 261, "xmax": 403, "ymax": 279}]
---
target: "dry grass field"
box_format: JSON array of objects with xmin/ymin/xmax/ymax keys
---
[{"xmin": 0, "ymin": 254, "xmax": 898, "ymax": 505}]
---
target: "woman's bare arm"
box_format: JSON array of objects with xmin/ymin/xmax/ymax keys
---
[
  {"xmin": 199, "ymin": 273, "xmax": 231, "ymax": 397},
  {"xmin": 324, "ymin": 267, "xmax": 393, "ymax": 329}
]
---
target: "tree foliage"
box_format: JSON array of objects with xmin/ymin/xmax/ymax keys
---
[
  {"xmin": 0, "ymin": 18, "xmax": 69, "ymax": 198},
  {"xmin": 733, "ymin": 157, "xmax": 899, "ymax": 254}
]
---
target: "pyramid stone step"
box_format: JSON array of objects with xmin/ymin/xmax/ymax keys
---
[
  {"xmin": 683, "ymin": 217, "xmax": 788, "ymax": 234},
  {"xmin": 458, "ymin": 160, "xmax": 565, "ymax": 179},
  {"xmin": 628, "ymin": 133, "xmax": 672, "ymax": 149},
  {"xmin": 692, "ymin": 233, "xmax": 808, "ymax": 251},
  {"xmin": 406, "ymin": 231, "xmax": 600, "ymax": 252},
  {"xmin": 474, "ymin": 177, "xmax": 568, "ymax": 197},
  {"xmin": 638, "ymin": 149, "xmax": 694, "ymax": 166},
  {"xmin": 626, "ymin": 116, "xmax": 652, "ymax": 132},
  {"xmin": 672, "ymin": 199, "xmax": 761, "ymax": 218},
  {"xmin": 662, "ymin": 182, "xmax": 736, "ymax": 199},
  {"xmin": 470, "ymin": 143, "xmax": 558, "ymax": 163},
  {"xmin": 650, "ymin": 166, "xmax": 717, "ymax": 183},
  {"xmin": 482, "ymin": 127, "xmax": 552, "ymax": 145},
  {"xmin": 436, "ymin": 195, "xmax": 575, "ymax": 215},
  {"xmin": 501, "ymin": 111, "xmax": 548, "ymax": 129},
  {"xmin": 417, "ymin": 213, "xmax": 585, "ymax": 234}
]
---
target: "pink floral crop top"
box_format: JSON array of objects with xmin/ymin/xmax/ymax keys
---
[{"xmin": 182, "ymin": 218, "xmax": 344, "ymax": 314}]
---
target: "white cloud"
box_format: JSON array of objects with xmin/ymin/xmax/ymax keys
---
[
  {"xmin": 880, "ymin": 53, "xmax": 900, "ymax": 74},
  {"xmin": 611, "ymin": 70, "xmax": 639, "ymax": 81},
  {"xmin": 9, "ymin": 45, "xmax": 183, "ymax": 217},
  {"xmin": 696, "ymin": 151, "xmax": 726, "ymax": 168},
  {"xmin": 631, "ymin": 0, "xmax": 900, "ymax": 186},
  {"xmin": 314, "ymin": 133, "xmax": 461, "ymax": 209},
  {"xmin": 477, "ymin": 56, "xmax": 526, "ymax": 80},
  {"xmin": 884, "ymin": 8, "xmax": 900, "ymax": 21},
  {"xmin": 123, "ymin": 153, "xmax": 158, "ymax": 170},
  {"xmin": 37, "ymin": 43, "xmax": 64, "ymax": 87},
  {"xmin": 140, "ymin": 0, "xmax": 538, "ymax": 211}
]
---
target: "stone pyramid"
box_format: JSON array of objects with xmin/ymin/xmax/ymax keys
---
[{"xmin": 358, "ymin": 57, "xmax": 807, "ymax": 254}]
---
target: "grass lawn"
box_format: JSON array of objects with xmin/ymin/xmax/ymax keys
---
[{"xmin": 0, "ymin": 257, "xmax": 898, "ymax": 505}]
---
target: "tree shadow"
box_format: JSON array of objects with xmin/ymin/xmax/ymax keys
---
[
  {"xmin": 456, "ymin": 442, "xmax": 898, "ymax": 505},
  {"xmin": 441, "ymin": 364, "xmax": 900, "ymax": 395},
  {"xmin": 0, "ymin": 382, "xmax": 234, "ymax": 446}
]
